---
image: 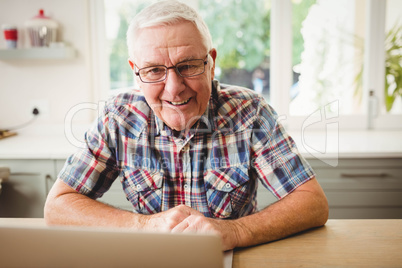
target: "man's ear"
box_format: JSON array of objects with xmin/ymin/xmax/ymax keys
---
[
  {"xmin": 210, "ymin": 48, "xmax": 217, "ymax": 62},
  {"xmin": 129, "ymin": 59, "xmax": 142, "ymax": 85},
  {"xmin": 128, "ymin": 59, "xmax": 135, "ymax": 70},
  {"xmin": 209, "ymin": 48, "xmax": 217, "ymax": 80}
]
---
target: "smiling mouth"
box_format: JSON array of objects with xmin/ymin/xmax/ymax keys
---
[{"xmin": 167, "ymin": 98, "xmax": 191, "ymax": 106}]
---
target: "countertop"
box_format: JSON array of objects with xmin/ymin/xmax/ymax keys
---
[
  {"xmin": 0, "ymin": 124, "xmax": 402, "ymax": 159},
  {"xmin": 0, "ymin": 124, "xmax": 83, "ymax": 159}
]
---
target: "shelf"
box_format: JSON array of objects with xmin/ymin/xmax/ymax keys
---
[{"xmin": 0, "ymin": 47, "xmax": 75, "ymax": 60}]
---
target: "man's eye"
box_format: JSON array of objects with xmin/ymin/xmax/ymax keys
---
[
  {"xmin": 178, "ymin": 64, "xmax": 196, "ymax": 72},
  {"xmin": 148, "ymin": 67, "xmax": 164, "ymax": 74}
]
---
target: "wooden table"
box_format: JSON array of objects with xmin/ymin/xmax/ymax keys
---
[
  {"xmin": 233, "ymin": 219, "xmax": 402, "ymax": 267},
  {"xmin": 1, "ymin": 219, "xmax": 401, "ymax": 267}
]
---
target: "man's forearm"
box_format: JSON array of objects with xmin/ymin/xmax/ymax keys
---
[
  {"xmin": 231, "ymin": 178, "xmax": 329, "ymax": 248},
  {"xmin": 44, "ymin": 179, "xmax": 145, "ymax": 228},
  {"xmin": 45, "ymin": 179, "xmax": 203, "ymax": 231}
]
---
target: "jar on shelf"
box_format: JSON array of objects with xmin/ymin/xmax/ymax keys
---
[{"xmin": 25, "ymin": 9, "xmax": 58, "ymax": 47}]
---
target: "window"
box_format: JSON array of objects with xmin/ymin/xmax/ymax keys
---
[
  {"xmin": 290, "ymin": 0, "xmax": 363, "ymax": 116},
  {"xmin": 100, "ymin": 0, "xmax": 402, "ymax": 130},
  {"xmin": 290, "ymin": 0, "xmax": 402, "ymax": 117},
  {"xmin": 199, "ymin": 0, "xmax": 271, "ymax": 101},
  {"xmin": 104, "ymin": 0, "xmax": 155, "ymax": 90}
]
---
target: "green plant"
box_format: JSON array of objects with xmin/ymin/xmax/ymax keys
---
[
  {"xmin": 354, "ymin": 23, "xmax": 402, "ymax": 112},
  {"xmin": 384, "ymin": 23, "xmax": 402, "ymax": 112}
]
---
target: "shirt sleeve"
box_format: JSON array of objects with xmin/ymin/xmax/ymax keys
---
[
  {"xmin": 250, "ymin": 99, "xmax": 315, "ymax": 199},
  {"xmin": 58, "ymin": 109, "xmax": 120, "ymax": 199}
]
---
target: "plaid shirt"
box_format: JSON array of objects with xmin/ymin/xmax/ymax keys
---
[{"xmin": 59, "ymin": 81, "xmax": 315, "ymax": 219}]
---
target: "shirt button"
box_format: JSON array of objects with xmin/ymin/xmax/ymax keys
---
[
  {"xmin": 184, "ymin": 184, "xmax": 189, "ymax": 190},
  {"xmin": 136, "ymin": 185, "xmax": 142, "ymax": 191},
  {"xmin": 225, "ymin": 183, "xmax": 231, "ymax": 189}
]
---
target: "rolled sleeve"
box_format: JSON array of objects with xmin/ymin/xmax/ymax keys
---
[
  {"xmin": 251, "ymin": 101, "xmax": 315, "ymax": 199},
  {"xmin": 58, "ymin": 111, "xmax": 120, "ymax": 199}
]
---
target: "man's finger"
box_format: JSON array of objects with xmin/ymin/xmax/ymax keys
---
[{"xmin": 171, "ymin": 217, "xmax": 191, "ymax": 232}]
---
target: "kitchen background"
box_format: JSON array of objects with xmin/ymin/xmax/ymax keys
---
[
  {"xmin": 0, "ymin": 0, "xmax": 401, "ymax": 219},
  {"xmin": 0, "ymin": 0, "xmax": 94, "ymax": 128}
]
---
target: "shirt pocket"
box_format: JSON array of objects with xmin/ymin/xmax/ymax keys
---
[
  {"xmin": 122, "ymin": 167, "xmax": 163, "ymax": 215},
  {"xmin": 204, "ymin": 165, "xmax": 251, "ymax": 219}
]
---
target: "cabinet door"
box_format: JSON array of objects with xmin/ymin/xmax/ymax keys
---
[
  {"xmin": 256, "ymin": 184, "xmax": 278, "ymax": 210},
  {"xmin": 97, "ymin": 180, "xmax": 133, "ymax": 211},
  {"xmin": 309, "ymin": 158, "xmax": 402, "ymax": 219},
  {"xmin": 48, "ymin": 159, "xmax": 67, "ymax": 192},
  {"xmin": 0, "ymin": 159, "xmax": 56, "ymax": 218}
]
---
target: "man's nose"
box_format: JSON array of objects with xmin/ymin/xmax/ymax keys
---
[{"xmin": 164, "ymin": 67, "xmax": 185, "ymax": 95}]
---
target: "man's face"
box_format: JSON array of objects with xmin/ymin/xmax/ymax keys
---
[{"xmin": 129, "ymin": 22, "xmax": 217, "ymax": 131}]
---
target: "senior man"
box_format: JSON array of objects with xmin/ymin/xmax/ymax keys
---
[{"xmin": 45, "ymin": 0, "xmax": 328, "ymax": 250}]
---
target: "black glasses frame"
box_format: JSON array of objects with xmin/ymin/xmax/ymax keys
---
[{"xmin": 134, "ymin": 55, "xmax": 209, "ymax": 83}]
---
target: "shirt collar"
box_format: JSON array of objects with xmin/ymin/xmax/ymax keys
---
[{"xmin": 154, "ymin": 113, "xmax": 164, "ymax": 136}]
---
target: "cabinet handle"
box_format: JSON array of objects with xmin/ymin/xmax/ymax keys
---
[
  {"xmin": 341, "ymin": 173, "xmax": 389, "ymax": 178},
  {"xmin": 45, "ymin": 174, "xmax": 55, "ymax": 194},
  {"xmin": 10, "ymin": 172, "xmax": 40, "ymax": 176}
]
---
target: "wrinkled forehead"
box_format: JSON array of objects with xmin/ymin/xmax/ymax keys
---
[{"xmin": 132, "ymin": 22, "xmax": 208, "ymax": 65}]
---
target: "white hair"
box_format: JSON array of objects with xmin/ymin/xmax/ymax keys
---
[{"xmin": 126, "ymin": 0, "xmax": 213, "ymax": 60}]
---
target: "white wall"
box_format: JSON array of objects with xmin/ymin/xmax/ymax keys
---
[{"xmin": 0, "ymin": 0, "xmax": 94, "ymax": 128}]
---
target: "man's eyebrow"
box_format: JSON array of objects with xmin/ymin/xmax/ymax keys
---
[
  {"xmin": 141, "ymin": 61, "xmax": 164, "ymax": 67},
  {"xmin": 141, "ymin": 56, "xmax": 198, "ymax": 67},
  {"xmin": 178, "ymin": 55, "xmax": 197, "ymax": 62}
]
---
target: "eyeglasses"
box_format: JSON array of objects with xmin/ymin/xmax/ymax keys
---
[{"xmin": 134, "ymin": 55, "xmax": 209, "ymax": 83}]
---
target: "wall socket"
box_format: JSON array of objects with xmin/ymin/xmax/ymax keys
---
[{"xmin": 29, "ymin": 99, "xmax": 50, "ymax": 119}]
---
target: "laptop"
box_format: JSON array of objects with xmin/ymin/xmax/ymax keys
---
[{"xmin": 0, "ymin": 224, "xmax": 225, "ymax": 268}]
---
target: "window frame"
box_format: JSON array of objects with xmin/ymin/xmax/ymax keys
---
[
  {"xmin": 270, "ymin": 0, "xmax": 401, "ymax": 131},
  {"xmin": 89, "ymin": 0, "xmax": 110, "ymax": 102}
]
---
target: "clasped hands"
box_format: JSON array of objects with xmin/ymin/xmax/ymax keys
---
[{"xmin": 141, "ymin": 204, "xmax": 241, "ymax": 251}]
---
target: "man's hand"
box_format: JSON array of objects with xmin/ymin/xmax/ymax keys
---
[
  {"xmin": 171, "ymin": 213, "xmax": 242, "ymax": 251},
  {"xmin": 143, "ymin": 204, "xmax": 202, "ymax": 232},
  {"xmin": 144, "ymin": 204, "xmax": 241, "ymax": 251}
]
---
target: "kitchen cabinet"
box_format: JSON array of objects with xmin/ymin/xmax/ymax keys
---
[
  {"xmin": 0, "ymin": 159, "xmax": 55, "ymax": 218},
  {"xmin": 312, "ymin": 158, "xmax": 402, "ymax": 219},
  {"xmin": 257, "ymin": 158, "xmax": 402, "ymax": 219},
  {"xmin": 0, "ymin": 159, "xmax": 132, "ymax": 218}
]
